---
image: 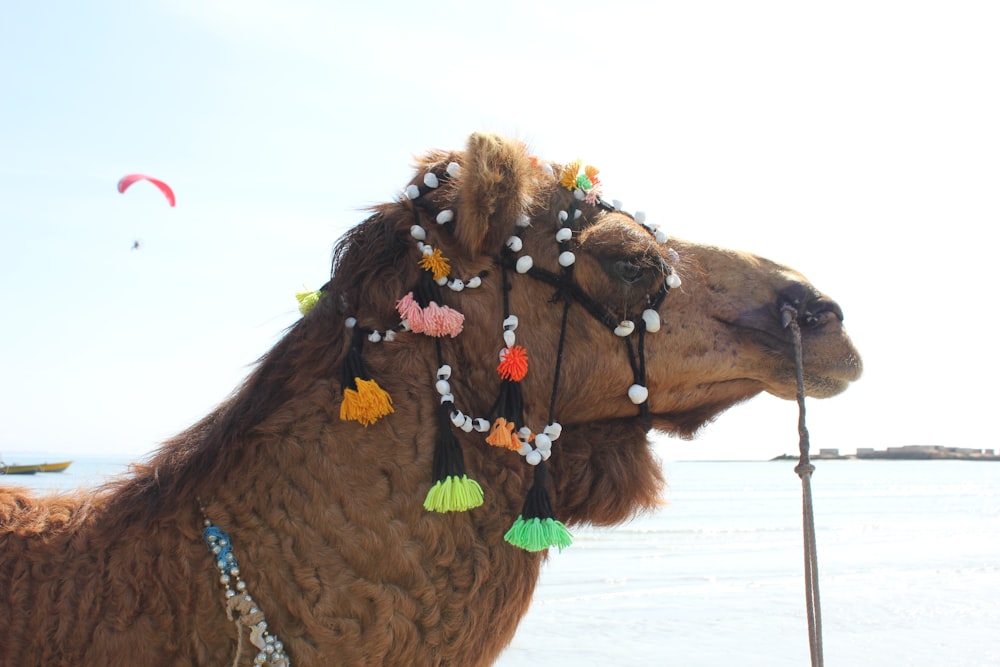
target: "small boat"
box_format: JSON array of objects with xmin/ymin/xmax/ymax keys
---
[
  {"xmin": 0, "ymin": 461, "xmax": 72, "ymax": 475},
  {"xmin": 1, "ymin": 463, "xmax": 42, "ymax": 475},
  {"xmin": 39, "ymin": 461, "xmax": 73, "ymax": 473}
]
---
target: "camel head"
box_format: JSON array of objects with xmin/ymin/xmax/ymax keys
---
[{"xmin": 311, "ymin": 132, "xmax": 862, "ymax": 545}]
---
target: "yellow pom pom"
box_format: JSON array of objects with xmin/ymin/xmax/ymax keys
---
[
  {"xmin": 418, "ymin": 247, "xmax": 451, "ymax": 281},
  {"xmin": 559, "ymin": 160, "xmax": 582, "ymax": 191}
]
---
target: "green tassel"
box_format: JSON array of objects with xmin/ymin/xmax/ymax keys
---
[
  {"xmin": 296, "ymin": 288, "xmax": 323, "ymax": 315},
  {"xmin": 504, "ymin": 516, "xmax": 573, "ymax": 552},
  {"xmin": 423, "ymin": 475, "xmax": 484, "ymax": 513}
]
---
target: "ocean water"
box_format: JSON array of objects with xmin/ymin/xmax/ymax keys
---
[{"xmin": 3, "ymin": 456, "xmax": 998, "ymax": 666}]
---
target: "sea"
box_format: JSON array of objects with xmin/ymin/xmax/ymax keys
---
[{"xmin": 3, "ymin": 454, "xmax": 997, "ymax": 666}]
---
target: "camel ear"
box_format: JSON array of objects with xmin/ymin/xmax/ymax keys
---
[{"xmin": 455, "ymin": 133, "xmax": 534, "ymax": 257}]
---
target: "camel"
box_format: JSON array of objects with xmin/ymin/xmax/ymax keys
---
[{"xmin": 0, "ymin": 133, "xmax": 862, "ymax": 666}]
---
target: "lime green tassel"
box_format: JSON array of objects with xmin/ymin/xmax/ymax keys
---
[
  {"xmin": 504, "ymin": 516, "xmax": 573, "ymax": 552},
  {"xmin": 423, "ymin": 475, "xmax": 484, "ymax": 513},
  {"xmin": 296, "ymin": 288, "xmax": 323, "ymax": 315}
]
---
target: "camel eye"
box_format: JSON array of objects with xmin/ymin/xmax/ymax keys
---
[{"xmin": 614, "ymin": 260, "xmax": 644, "ymax": 285}]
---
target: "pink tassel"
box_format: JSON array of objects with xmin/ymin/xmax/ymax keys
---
[
  {"xmin": 421, "ymin": 303, "xmax": 464, "ymax": 337},
  {"xmin": 396, "ymin": 292, "xmax": 425, "ymax": 330}
]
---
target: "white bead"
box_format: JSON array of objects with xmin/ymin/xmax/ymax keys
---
[
  {"xmin": 472, "ymin": 418, "xmax": 490, "ymax": 432},
  {"xmin": 544, "ymin": 422, "xmax": 562, "ymax": 439},
  {"xmin": 448, "ymin": 279, "xmax": 464, "ymax": 292},
  {"xmin": 503, "ymin": 330, "xmax": 516, "ymax": 347},
  {"xmin": 612, "ymin": 199, "xmax": 623, "ymax": 210},
  {"xmin": 437, "ymin": 364, "xmax": 451, "ymax": 379},
  {"xmin": 655, "ymin": 230, "xmax": 668, "ymax": 244},
  {"xmin": 503, "ymin": 315, "xmax": 519, "ymax": 330},
  {"xmin": 466, "ymin": 276, "xmax": 482, "ymax": 288},
  {"xmin": 410, "ymin": 225, "xmax": 426, "ymax": 240},
  {"xmin": 345, "ymin": 317, "xmax": 357, "ymax": 329},
  {"xmin": 451, "ymin": 410, "xmax": 465, "ymax": 427},
  {"xmin": 534, "ymin": 433, "xmax": 552, "ymax": 452},
  {"xmin": 540, "ymin": 449, "xmax": 551, "ymax": 461},
  {"xmin": 436, "ymin": 210, "xmax": 454, "ymax": 224},
  {"xmin": 461, "ymin": 416, "xmax": 474, "ymax": 432},
  {"xmin": 506, "ymin": 236, "xmax": 523, "ymax": 252},
  {"xmin": 556, "ymin": 227, "xmax": 572, "ymax": 243},
  {"xmin": 634, "ymin": 211, "xmax": 646, "ymax": 224},
  {"xmin": 446, "ymin": 161, "xmax": 462, "ymax": 178},
  {"xmin": 628, "ymin": 384, "xmax": 649, "ymax": 404},
  {"xmin": 573, "ymin": 189, "xmax": 585, "ymax": 200},
  {"xmin": 518, "ymin": 426, "xmax": 532, "ymax": 439},
  {"xmin": 421, "ymin": 244, "xmax": 434, "ymax": 256},
  {"xmin": 574, "ymin": 209, "xmax": 582, "ymax": 219},
  {"xmin": 384, "ymin": 330, "xmax": 396, "ymax": 342},
  {"xmin": 667, "ymin": 248, "xmax": 680, "ymax": 263},
  {"xmin": 423, "ymin": 173, "xmax": 439, "ymax": 188},
  {"xmin": 614, "ymin": 320, "xmax": 636, "ymax": 337},
  {"xmin": 642, "ymin": 309, "xmax": 661, "ymax": 333},
  {"xmin": 667, "ymin": 273, "xmax": 682, "ymax": 288},
  {"xmin": 440, "ymin": 393, "xmax": 454, "ymax": 404},
  {"xmin": 526, "ymin": 450, "xmax": 543, "ymax": 465},
  {"xmin": 558, "ymin": 251, "xmax": 576, "ymax": 267},
  {"xmin": 518, "ymin": 442, "xmax": 534, "ymax": 457},
  {"xmin": 400, "ymin": 319, "xmax": 411, "ymax": 331},
  {"xmin": 405, "ymin": 184, "xmax": 420, "ymax": 200},
  {"xmin": 558, "ymin": 210, "xmax": 568, "ymax": 222},
  {"xmin": 515, "ymin": 256, "xmax": 533, "ymax": 273},
  {"xmin": 435, "ymin": 379, "xmax": 451, "ymax": 395},
  {"xmin": 517, "ymin": 214, "xmax": 532, "ymax": 227},
  {"xmin": 436, "ymin": 276, "xmax": 448, "ymax": 286},
  {"xmin": 367, "ymin": 331, "xmax": 382, "ymax": 343}
]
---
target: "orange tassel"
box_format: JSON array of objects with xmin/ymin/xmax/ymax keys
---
[
  {"xmin": 486, "ymin": 418, "xmax": 522, "ymax": 452},
  {"xmin": 419, "ymin": 248, "xmax": 451, "ymax": 281},
  {"xmin": 559, "ymin": 160, "xmax": 582, "ymax": 191},
  {"xmin": 497, "ymin": 345, "xmax": 529, "ymax": 381}
]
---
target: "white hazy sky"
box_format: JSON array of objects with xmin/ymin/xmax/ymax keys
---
[{"xmin": 2, "ymin": 1, "xmax": 998, "ymax": 462}]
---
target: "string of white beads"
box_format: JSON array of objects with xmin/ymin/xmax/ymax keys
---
[{"xmin": 202, "ymin": 518, "xmax": 291, "ymax": 666}]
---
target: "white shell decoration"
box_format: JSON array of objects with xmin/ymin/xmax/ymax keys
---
[
  {"xmin": 526, "ymin": 450, "xmax": 543, "ymax": 466},
  {"xmin": 367, "ymin": 331, "xmax": 382, "ymax": 343},
  {"xmin": 439, "ymin": 393, "xmax": 454, "ymax": 404},
  {"xmin": 405, "ymin": 184, "xmax": 420, "ymax": 200},
  {"xmin": 667, "ymin": 248, "xmax": 680, "ymax": 263},
  {"xmin": 461, "ymin": 416, "xmax": 475, "ymax": 432},
  {"xmin": 472, "ymin": 418, "xmax": 490, "ymax": 432},
  {"xmin": 515, "ymin": 256, "xmax": 534, "ymax": 274},
  {"xmin": 437, "ymin": 365, "xmax": 451, "ymax": 379},
  {"xmin": 450, "ymin": 410, "xmax": 465, "ymax": 427},
  {"xmin": 436, "ymin": 276, "xmax": 448, "ymax": 286},
  {"xmin": 345, "ymin": 317, "xmax": 357, "ymax": 329},
  {"xmin": 410, "ymin": 225, "xmax": 426, "ymax": 240},
  {"xmin": 558, "ymin": 210, "xmax": 569, "ymax": 222},
  {"xmin": 556, "ymin": 227, "xmax": 573, "ymax": 243},
  {"xmin": 503, "ymin": 315, "xmax": 519, "ymax": 330},
  {"xmin": 634, "ymin": 211, "xmax": 647, "ymax": 224},
  {"xmin": 558, "ymin": 251, "xmax": 576, "ymax": 267},
  {"xmin": 517, "ymin": 214, "xmax": 532, "ymax": 227},
  {"xmin": 667, "ymin": 273, "xmax": 682, "ymax": 288},
  {"xmin": 503, "ymin": 329, "xmax": 516, "ymax": 347},
  {"xmin": 543, "ymin": 422, "xmax": 562, "ymax": 439},
  {"xmin": 435, "ymin": 379, "xmax": 451, "ymax": 395},
  {"xmin": 612, "ymin": 199, "xmax": 623, "ymax": 210},
  {"xmin": 466, "ymin": 276, "xmax": 482, "ymax": 288},
  {"xmin": 628, "ymin": 384, "xmax": 649, "ymax": 404},
  {"xmin": 423, "ymin": 173, "xmax": 440, "ymax": 188},
  {"xmin": 642, "ymin": 309, "xmax": 661, "ymax": 333},
  {"xmin": 655, "ymin": 230, "xmax": 668, "ymax": 244},
  {"xmin": 436, "ymin": 210, "xmax": 454, "ymax": 224},
  {"xmin": 534, "ymin": 433, "xmax": 552, "ymax": 452},
  {"xmin": 446, "ymin": 162, "xmax": 462, "ymax": 178},
  {"xmin": 506, "ymin": 236, "xmax": 523, "ymax": 252},
  {"xmin": 448, "ymin": 279, "xmax": 464, "ymax": 292},
  {"xmin": 614, "ymin": 320, "xmax": 636, "ymax": 337},
  {"xmin": 384, "ymin": 330, "xmax": 396, "ymax": 342}
]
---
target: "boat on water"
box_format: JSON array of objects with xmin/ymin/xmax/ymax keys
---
[{"xmin": 0, "ymin": 461, "xmax": 73, "ymax": 475}]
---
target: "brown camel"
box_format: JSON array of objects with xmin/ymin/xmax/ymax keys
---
[{"xmin": 0, "ymin": 133, "xmax": 861, "ymax": 666}]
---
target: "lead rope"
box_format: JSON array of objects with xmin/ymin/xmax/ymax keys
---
[{"xmin": 782, "ymin": 305, "xmax": 824, "ymax": 667}]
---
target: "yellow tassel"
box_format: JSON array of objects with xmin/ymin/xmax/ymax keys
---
[
  {"xmin": 340, "ymin": 378, "xmax": 394, "ymax": 426},
  {"xmin": 559, "ymin": 160, "xmax": 582, "ymax": 190}
]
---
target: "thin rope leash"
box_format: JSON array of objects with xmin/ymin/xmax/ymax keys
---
[{"xmin": 782, "ymin": 304, "xmax": 824, "ymax": 667}]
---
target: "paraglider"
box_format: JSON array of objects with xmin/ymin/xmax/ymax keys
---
[{"xmin": 117, "ymin": 173, "xmax": 175, "ymax": 207}]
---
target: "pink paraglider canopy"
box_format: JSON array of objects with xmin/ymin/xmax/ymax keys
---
[{"xmin": 117, "ymin": 174, "xmax": 176, "ymax": 207}]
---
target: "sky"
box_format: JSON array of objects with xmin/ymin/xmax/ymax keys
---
[{"xmin": 2, "ymin": 0, "xmax": 998, "ymax": 463}]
